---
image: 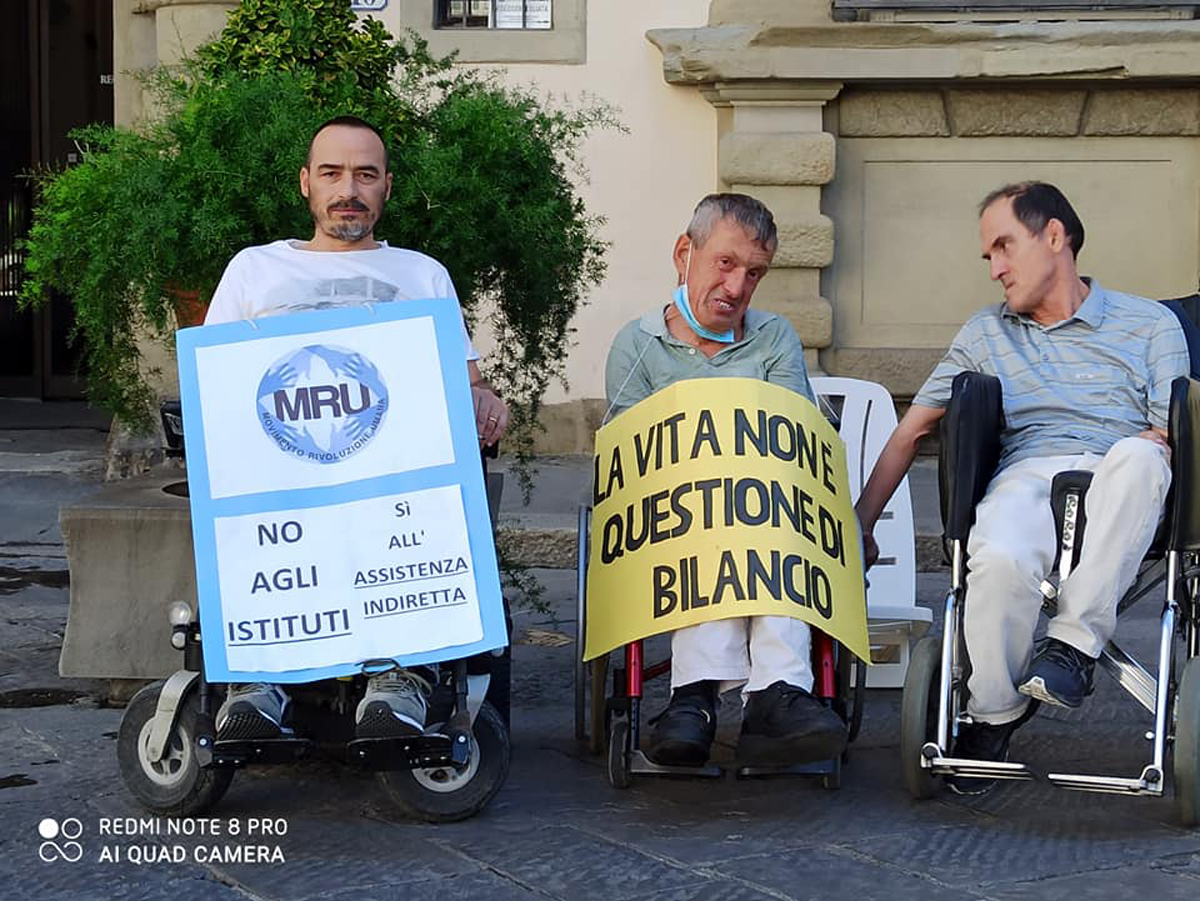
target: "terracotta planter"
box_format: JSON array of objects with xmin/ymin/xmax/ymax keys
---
[{"xmin": 169, "ymin": 287, "xmax": 208, "ymax": 328}]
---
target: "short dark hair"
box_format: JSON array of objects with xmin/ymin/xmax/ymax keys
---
[
  {"xmin": 306, "ymin": 115, "xmax": 389, "ymax": 168},
  {"xmin": 979, "ymin": 181, "xmax": 1085, "ymax": 259},
  {"xmin": 687, "ymin": 193, "xmax": 778, "ymax": 253}
]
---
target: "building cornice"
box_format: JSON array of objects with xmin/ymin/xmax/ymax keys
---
[{"xmin": 647, "ymin": 21, "xmax": 1200, "ymax": 86}]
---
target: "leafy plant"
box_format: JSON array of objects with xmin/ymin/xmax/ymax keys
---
[{"xmin": 21, "ymin": 0, "xmax": 616, "ymax": 470}]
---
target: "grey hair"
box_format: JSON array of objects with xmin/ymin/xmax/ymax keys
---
[{"xmin": 686, "ymin": 193, "xmax": 778, "ymax": 253}]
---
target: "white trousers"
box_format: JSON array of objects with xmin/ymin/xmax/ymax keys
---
[
  {"xmin": 964, "ymin": 436, "xmax": 1170, "ymax": 725},
  {"xmin": 670, "ymin": 616, "xmax": 814, "ymax": 698}
]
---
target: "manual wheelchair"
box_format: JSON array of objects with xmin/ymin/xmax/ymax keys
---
[
  {"xmin": 115, "ymin": 403, "xmax": 512, "ymax": 823},
  {"xmin": 572, "ymin": 379, "xmax": 870, "ymax": 789},
  {"xmin": 901, "ymin": 366, "xmax": 1200, "ymax": 825},
  {"xmin": 572, "ymin": 514, "xmax": 866, "ymax": 789}
]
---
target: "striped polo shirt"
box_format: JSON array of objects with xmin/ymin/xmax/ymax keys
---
[{"xmin": 913, "ymin": 280, "xmax": 1189, "ymax": 469}]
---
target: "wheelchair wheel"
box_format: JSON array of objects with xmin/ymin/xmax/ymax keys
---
[
  {"xmin": 117, "ymin": 681, "xmax": 233, "ymax": 816},
  {"xmin": 1174, "ymin": 656, "xmax": 1200, "ymax": 827},
  {"xmin": 607, "ymin": 717, "xmax": 632, "ymax": 789},
  {"xmin": 377, "ymin": 701, "xmax": 510, "ymax": 823},
  {"xmin": 900, "ymin": 637, "xmax": 942, "ymax": 800}
]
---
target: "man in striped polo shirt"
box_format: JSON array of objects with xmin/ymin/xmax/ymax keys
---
[{"xmin": 855, "ymin": 181, "xmax": 1189, "ymax": 794}]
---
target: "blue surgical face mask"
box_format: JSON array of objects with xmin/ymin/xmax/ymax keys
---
[{"xmin": 673, "ymin": 246, "xmax": 735, "ymax": 343}]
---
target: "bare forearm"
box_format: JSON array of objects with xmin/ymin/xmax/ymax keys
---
[{"xmin": 855, "ymin": 405, "xmax": 944, "ymax": 532}]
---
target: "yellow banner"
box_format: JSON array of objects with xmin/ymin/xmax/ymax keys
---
[{"xmin": 584, "ymin": 377, "xmax": 869, "ymax": 663}]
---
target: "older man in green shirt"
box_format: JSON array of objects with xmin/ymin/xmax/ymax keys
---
[{"xmin": 604, "ymin": 193, "xmax": 847, "ymax": 768}]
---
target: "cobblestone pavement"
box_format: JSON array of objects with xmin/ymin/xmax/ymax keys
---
[
  {"xmin": 4, "ymin": 567, "xmax": 1200, "ymax": 901},
  {"xmin": 2, "ymin": 406, "xmax": 1199, "ymax": 899}
]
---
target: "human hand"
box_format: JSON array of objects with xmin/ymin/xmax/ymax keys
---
[
  {"xmin": 1139, "ymin": 429, "xmax": 1170, "ymax": 461},
  {"xmin": 862, "ymin": 530, "xmax": 880, "ymax": 571},
  {"xmin": 473, "ymin": 386, "xmax": 508, "ymax": 447}
]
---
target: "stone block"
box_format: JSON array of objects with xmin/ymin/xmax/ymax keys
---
[
  {"xmin": 60, "ymin": 475, "xmax": 197, "ymax": 679},
  {"xmin": 1084, "ymin": 89, "xmax": 1200, "ymax": 136},
  {"xmin": 948, "ymin": 90, "xmax": 1087, "ymax": 137},
  {"xmin": 839, "ymin": 90, "xmax": 949, "ymax": 137},
  {"xmin": 820, "ymin": 346, "xmax": 946, "ymax": 397},
  {"xmin": 753, "ymin": 292, "xmax": 833, "ymax": 347},
  {"xmin": 719, "ymin": 132, "xmax": 835, "ymax": 186},
  {"xmin": 531, "ymin": 398, "xmax": 607, "ymax": 455},
  {"xmin": 773, "ymin": 214, "xmax": 834, "ymax": 268},
  {"xmin": 496, "ymin": 516, "xmax": 577, "ymax": 569}
]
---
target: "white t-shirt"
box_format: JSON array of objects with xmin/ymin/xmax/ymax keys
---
[{"xmin": 204, "ymin": 239, "xmax": 479, "ymax": 360}]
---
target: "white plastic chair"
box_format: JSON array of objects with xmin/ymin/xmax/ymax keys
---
[{"xmin": 812, "ymin": 376, "xmax": 932, "ymax": 688}]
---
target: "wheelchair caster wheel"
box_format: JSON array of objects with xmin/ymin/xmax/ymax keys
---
[
  {"xmin": 377, "ymin": 701, "xmax": 510, "ymax": 823},
  {"xmin": 117, "ymin": 681, "xmax": 233, "ymax": 816},
  {"xmin": 607, "ymin": 718, "xmax": 632, "ymax": 789},
  {"xmin": 1174, "ymin": 656, "xmax": 1200, "ymax": 827},
  {"xmin": 900, "ymin": 637, "xmax": 942, "ymax": 800}
]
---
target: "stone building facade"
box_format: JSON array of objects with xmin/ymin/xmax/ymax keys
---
[{"xmin": 112, "ymin": 0, "xmax": 1200, "ymax": 450}]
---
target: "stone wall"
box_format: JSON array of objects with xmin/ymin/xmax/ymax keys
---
[
  {"xmin": 838, "ymin": 87, "xmax": 1200, "ymax": 139},
  {"xmin": 647, "ymin": 13, "xmax": 1200, "ymax": 401},
  {"xmin": 824, "ymin": 87, "xmax": 1200, "ymax": 393}
]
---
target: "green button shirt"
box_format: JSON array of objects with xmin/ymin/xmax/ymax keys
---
[{"xmin": 604, "ymin": 306, "xmax": 814, "ymax": 421}]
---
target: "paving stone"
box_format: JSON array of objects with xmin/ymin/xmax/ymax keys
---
[
  {"xmin": 435, "ymin": 824, "xmax": 710, "ymax": 900},
  {"xmin": 308, "ymin": 871, "xmax": 542, "ymax": 901},
  {"xmin": 850, "ymin": 817, "xmax": 1200, "ymax": 889},
  {"xmin": 715, "ymin": 846, "xmax": 978, "ymax": 901},
  {"xmin": 640, "ymin": 880, "xmax": 804, "ymax": 901},
  {"xmin": 988, "ymin": 865, "xmax": 1200, "ymax": 900},
  {"xmin": 0, "ymin": 868, "xmax": 245, "ymax": 901},
  {"xmin": 211, "ymin": 830, "xmax": 478, "ymax": 901}
]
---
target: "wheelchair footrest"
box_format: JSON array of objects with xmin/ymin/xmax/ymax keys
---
[
  {"xmin": 1046, "ymin": 768, "xmax": 1164, "ymax": 796},
  {"xmin": 928, "ymin": 755, "xmax": 1033, "ymax": 782},
  {"xmin": 346, "ymin": 733, "xmax": 461, "ymax": 771},
  {"xmin": 627, "ymin": 750, "xmax": 722, "ymax": 779},
  {"xmin": 735, "ymin": 759, "xmax": 838, "ymax": 779},
  {"xmin": 211, "ymin": 737, "xmax": 314, "ymax": 767}
]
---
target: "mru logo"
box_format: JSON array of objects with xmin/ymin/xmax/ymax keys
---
[{"xmin": 257, "ymin": 345, "xmax": 388, "ymax": 464}]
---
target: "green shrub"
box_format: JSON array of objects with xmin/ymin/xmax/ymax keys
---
[{"xmin": 21, "ymin": 0, "xmax": 615, "ymax": 463}]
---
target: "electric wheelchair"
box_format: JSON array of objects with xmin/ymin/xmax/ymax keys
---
[
  {"xmin": 901, "ymin": 297, "xmax": 1200, "ymax": 824},
  {"xmin": 115, "ymin": 403, "xmax": 513, "ymax": 823}
]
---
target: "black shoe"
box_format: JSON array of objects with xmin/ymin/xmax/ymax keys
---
[
  {"xmin": 946, "ymin": 701, "xmax": 1040, "ymax": 796},
  {"xmin": 737, "ymin": 681, "xmax": 848, "ymax": 766},
  {"xmin": 644, "ymin": 681, "xmax": 717, "ymax": 766},
  {"xmin": 1018, "ymin": 638, "xmax": 1096, "ymax": 709}
]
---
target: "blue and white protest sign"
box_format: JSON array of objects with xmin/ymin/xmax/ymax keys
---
[{"xmin": 176, "ymin": 299, "xmax": 506, "ymax": 683}]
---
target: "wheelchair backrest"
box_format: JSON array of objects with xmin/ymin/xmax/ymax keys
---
[
  {"xmin": 1168, "ymin": 376, "xmax": 1200, "ymax": 552},
  {"xmin": 938, "ymin": 371, "xmax": 1003, "ymax": 542},
  {"xmin": 1162, "ymin": 294, "xmax": 1200, "ymax": 379}
]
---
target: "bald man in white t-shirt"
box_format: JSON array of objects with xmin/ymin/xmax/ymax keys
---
[{"xmin": 205, "ymin": 115, "xmax": 507, "ymax": 742}]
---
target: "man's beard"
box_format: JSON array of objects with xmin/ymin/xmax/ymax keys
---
[
  {"xmin": 325, "ymin": 219, "xmax": 373, "ymax": 242},
  {"xmin": 312, "ymin": 198, "xmax": 376, "ymax": 243}
]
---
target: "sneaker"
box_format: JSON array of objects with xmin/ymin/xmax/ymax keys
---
[
  {"xmin": 737, "ymin": 681, "xmax": 847, "ymax": 767},
  {"xmin": 355, "ymin": 669, "xmax": 432, "ymax": 739},
  {"xmin": 644, "ymin": 681, "xmax": 717, "ymax": 766},
  {"xmin": 216, "ymin": 683, "xmax": 290, "ymax": 740},
  {"xmin": 946, "ymin": 700, "xmax": 1040, "ymax": 796},
  {"xmin": 1018, "ymin": 637, "xmax": 1096, "ymax": 708}
]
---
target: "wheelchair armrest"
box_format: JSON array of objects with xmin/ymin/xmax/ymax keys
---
[
  {"xmin": 938, "ymin": 372, "xmax": 1004, "ymax": 542},
  {"xmin": 1167, "ymin": 376, "xmax": 1200, "ymax": 551},
  {"xmin": 1050, "ymin": 470, "xmax": 1092, "ymax": 570}
]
